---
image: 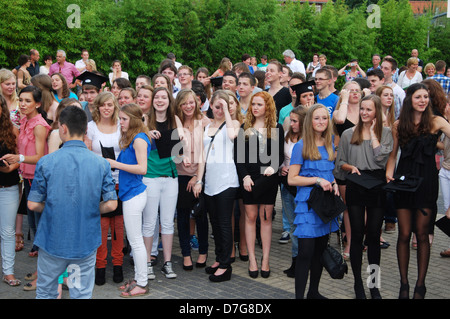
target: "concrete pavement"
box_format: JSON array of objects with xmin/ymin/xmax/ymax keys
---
[{"xmin": 1, "ymin": 192, "xmax": 450, "ymax": 300}]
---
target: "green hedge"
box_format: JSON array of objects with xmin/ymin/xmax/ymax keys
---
[{"xmin": 0, "ymin": 0, "xmax": 444, "ymax": 84}]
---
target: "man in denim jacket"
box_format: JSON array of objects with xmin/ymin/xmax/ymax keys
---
[{"xmin": 28, "ymin": 105, "xmax": 117, "ymax": 299}]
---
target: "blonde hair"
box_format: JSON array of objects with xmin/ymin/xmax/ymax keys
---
[
  {"xmin": 301, "ymin": 104, "xmax": 334, "ymax": 161},
  {"xmin": 224, "ymin": 89, "xmax": 243, "ymax": 124},
  {"xmin": 407, "ymin": 57, "xmax": 419, "ymax": 68},
  {"xmin": 0, "ymin": 69, "xmax": 18, "ymax": 105},
  {"xmin": 334, "ymin": 81, "xmax": 361, "ymax": 112},
  {"xmin": 175, "ymin": 89, "xmax": 202, "ymax": 123},
  {"xmin": 91, "ymin": 91, "xmax": 120, "ymax": 125},
  {"xmin": 119, "ymin": 103, "xmax": 150, "ymax": 150},
  {"xmin": 244, "ymin": 91, "xmax": 277, "ymax": 139}
]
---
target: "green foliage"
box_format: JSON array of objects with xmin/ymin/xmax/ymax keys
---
[{"xmin": 0, "ymin": 0, "xmax": 445, "ymax": 86}]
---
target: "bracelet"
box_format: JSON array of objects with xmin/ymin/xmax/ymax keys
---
[
  {"xmin": 18, "ymin": 154, "xmax": 25, "ymax": 163},
  {"xmin": 332, "ymin": 181, "xmax": 336, "ymax": 186},
  {"xmin": 316, "ymin": 177, "xmax": 322, "ymax": 186},
  {"xmin": 195, "ymin": 180, "xmax": 203, "ymax": 185}
]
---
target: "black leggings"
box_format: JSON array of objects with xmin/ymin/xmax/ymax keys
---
[
  {"xmin": 295, "ymin": 235, "xmax": 328, "ymax": 299},
  {"xmin": 347, "ymin": 205, "xmax": 384, "ymax": 285}
]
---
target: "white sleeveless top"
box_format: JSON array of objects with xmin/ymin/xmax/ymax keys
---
[
  {"xmin": 87, "ymin": 121, "xmax": 121, "ymax": 183},
  {"xmin": 203, "ymin": 123, "xmax": 239, "ymax": 196}
]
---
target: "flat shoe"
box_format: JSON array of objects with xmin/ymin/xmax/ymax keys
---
[
  {"xmin": 23, "ymin": 282, "xmax": 37, "ymax": 291},
  {"xmin": 25, "ymin": 272, "xmax": 37, "ymax": 281},
  {"xmin": 3, "ymin": 277, "xmax": 21, "ymax": 286},
  {"xmin": 120, "ymin": 282, "xmax": 149, "ymax": 298},
  {"xmin": 380, "ymin": 241, "xmax": 390, "ymax": 249},
  {"xmin": 440, "ymin": 249, "xmax": 450, "ymax": 257}
]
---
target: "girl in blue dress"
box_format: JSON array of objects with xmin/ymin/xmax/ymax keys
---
[{"xmin": 288, "ymin": 104, "xmax": 340, "ymax": 299}]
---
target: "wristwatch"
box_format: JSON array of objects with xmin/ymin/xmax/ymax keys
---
[{"xmin": 316, "ymin": 177, "xmax": 322, "ymax": 186}]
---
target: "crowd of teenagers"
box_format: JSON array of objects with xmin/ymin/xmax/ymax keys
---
[{"xmin": 1, "ymin": 47, "xmax": 450, "ymax": 299}]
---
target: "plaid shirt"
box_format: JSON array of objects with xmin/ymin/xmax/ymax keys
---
[{"xmin": 429, "ymin": 74, "xmax": 450, "ymax": 94}]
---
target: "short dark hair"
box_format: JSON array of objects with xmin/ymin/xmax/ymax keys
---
[
  {"xmin": 238, "ymin": 72, "xmax": 256, "ymax": 86},
  {"xmin": 435, "ymin": 60, "xmax": 446, "ymax": 72},
  {"xmin": 18, "ymin": 54, "xmax": 30, "ymax": 66},
  {"xmin": 367, "ymin": 68, "xmax": 384, "ymax": 80},
  {"xmin": 383, "ymin": 57, "xmax": 398, "ymax": 71},
  {"xmin": 242, "ymin": 54, "xmax": 251, "ymax": 61},
  {"xmin": 223, "ymin": 70, "xmax": 238, "ymax": 84},
  {"xmin": 315, "ymin": 68, "xmax": 331, "ymax": 79},
  {"xmin": 159, "ymin": 60, "xmax": 178, "ymax": 75},
  {"xmin": 113, "ymin": 77, "xmax": 132, "ymax": 89},
  {"xmin": 59, "ymin": 105, "xmax": 87, "ymax": 137}
]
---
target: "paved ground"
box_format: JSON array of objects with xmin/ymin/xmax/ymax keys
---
[{"xmin": 1, "ymin": 191, "xmax": 450, "ymax": 301}]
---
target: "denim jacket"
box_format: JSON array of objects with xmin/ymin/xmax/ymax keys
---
[{"xmin": 28, "ymin": 140, "xmax": 117, "ymax": 259}]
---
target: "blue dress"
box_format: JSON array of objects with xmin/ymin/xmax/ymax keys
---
[{"xmin": 290, "ymin": 139, "xmax": 340, "ymax": 238}]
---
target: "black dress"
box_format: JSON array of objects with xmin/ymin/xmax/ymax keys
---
[
  {"xmin": 394, "ymin": 133, "xmax": 439, "ymax": 211},
  {"xmin": 234, "ymin": 123, "xmax": 284, "ymax": 205}
]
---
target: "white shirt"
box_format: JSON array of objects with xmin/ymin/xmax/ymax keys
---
[
  {"xmin": 86, "ymin": 121, "xmax": 121, "ymax": 183},
  {"xmin": 109, "ymin": 71, "xmax": 129, "ymax": 85},
  {"xmin": 75, "ymin": 59, "xmax": 87, "ymax": 73},
  {"xmin": 203, "ymin": 123, "xmax": 239, "ymax": 196},
  {"xmin": 287, "ymin": 58, "xmax": 306, "ymax": 77}
]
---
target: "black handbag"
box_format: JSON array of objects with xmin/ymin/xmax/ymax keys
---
[
  {"xmin": 321, "ymin": 221, "xmax": 348, "ymax": 279},
  {"xmin": 192, "ymin": 193, "xmax": 205, "ymax": 218}
]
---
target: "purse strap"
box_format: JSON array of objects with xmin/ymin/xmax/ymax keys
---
[
  {"xmin": 203, "ymin": 121, "xmax": 226, "ymax": 183},
  {"xmin": 329, "ymin": 219, "xmax": 345, "ymax": 257}
]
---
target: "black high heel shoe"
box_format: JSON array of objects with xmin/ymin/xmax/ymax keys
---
[
  {"xmin": 205, "ymin": 264, "xmax": 219, "ymax": 275},
  {"xmin": 369, "ymin": 287, "xmax": 382, "ymax": 299},
  {"xmin": 248, "ymin": 268, "xmax": 259, "ymax": 278},
  {"xmin": 354, "ymin": 282, "xmax": 366, "ymax": 299},
  {"xmin": 183, "ymin": 256, "xmax": 193, "ymax": 271},
  {"xmin": 238, "ymin": 243, "xmax": 249, "ymax": 261},
  {"xmin": 209, "ymin": 266, "xmax": 232, "ymax": 282},
  {"xmin": 413, "ymin": 285, "xmax": 426, "ymax": 299},
  {"xmin": 260, "ymin": 256, "xmax": 270, "ymax": 279},
  {"xmin": 248, "ymin": 257, "xmax": 259, "ymax": 278},
  {"xmin": 399, "ymin": 281, "xmax": 410, "ymax": 299},
  {"xmin": 196, "ymin": 254, "xmax": 207, "ymax": 268}
]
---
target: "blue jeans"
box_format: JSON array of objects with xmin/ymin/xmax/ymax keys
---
[
  {"xmin": 0, "ymin": 185, "xmax": 19, "ymax": 275},
  {"xmin": 280, "ymin": 184, "xmax": 298, "ymax": 257},
  {"xmin": 24, "ymin": 178, "xmax": 41, "ymax": 251},
  {"xmin": 36, "ymin": 249, "xmax": 96, "ymax": 299}
]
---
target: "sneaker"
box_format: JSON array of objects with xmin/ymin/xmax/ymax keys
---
[
  {"xmin": 190, "ymin": 235, "xmax": 199, "ymax": 251},
  {"xmin": 161, "ymin": 261, "xmax": 177, "ymax": 279},
  {"xmin": 384, "ymin": 222, "xmax": 396, "ymax": 234},
  {"xmin": 147, "ymin": 263, "xmax": 156, "ymax": 280},
  {"xmin": 279, "ymin": 231, "xmax": 290, "ymax": 244}
]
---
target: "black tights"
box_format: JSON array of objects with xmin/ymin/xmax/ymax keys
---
[
  {"xmin": 295, "ymin": 235, "xmax": 328, "ymax": 299},
  {"xmin": 348, "ymin": 205, "xmax": 384, "ymax": 286},
  {"xmin": 397, "ymin": 208, "xmax": 431, "ymax": 296}
]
